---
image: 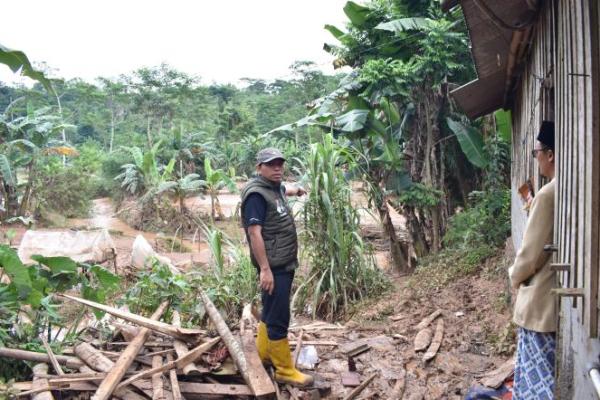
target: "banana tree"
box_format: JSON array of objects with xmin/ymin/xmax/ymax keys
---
[
  {"xmin": 115, "ymin": 140, "xmax": 175, "ymax": 195},
  {"xmin": 156, "ymin": 173, "xmax": 203, "ymax": 214},
  {"xmin": 198, "ymin": 158, "xmax": 236, "ymax": 222},
  {"xmin": 0, "ymin": 104, "xmax": 76, "ymax": 218}
]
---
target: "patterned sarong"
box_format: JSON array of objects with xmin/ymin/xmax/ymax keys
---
[{"xmin": 513, "ymin": 327, "xmax": 556, "ymax": 399}]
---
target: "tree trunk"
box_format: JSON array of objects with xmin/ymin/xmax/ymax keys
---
[
  {"xmin": 147, "ymin": 116, "xmax": 153, "ymax": 148},
  {"xmin": 109, "ymin": 110, "xmax": 116, "ymax": 153},
  {"xmin": 376, "ymin": 194, "xmax": 410, "ymax": 273},
  {"xmin": 19, "ymin": 161, "xmax": 35, "ymax": 216}
]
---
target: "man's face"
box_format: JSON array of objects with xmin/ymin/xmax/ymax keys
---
[
  {"xmin": 533, "ymin": 140, "xmax": 554, "ymax": 178},
  {"xmin": 257, "ymin": 158, "xmax": 285, "ymax": 184}
]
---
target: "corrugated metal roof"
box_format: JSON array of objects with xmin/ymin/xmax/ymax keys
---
[{"xmin": 450, "ymin": 70, "xmax": 505, "ymax": 119}]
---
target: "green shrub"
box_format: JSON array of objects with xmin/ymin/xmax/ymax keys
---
[
  {"xmin": 33, "ymin": 160, "xmax": 96, "ymax": 218},
  {"xmin": 298, "ymin": 134, "xmax": 389, "ymax": 320}
]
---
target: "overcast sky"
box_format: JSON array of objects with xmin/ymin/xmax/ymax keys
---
[{"xmin": 0, "ymin": 0, "xmax": 351, "ymax": 86}]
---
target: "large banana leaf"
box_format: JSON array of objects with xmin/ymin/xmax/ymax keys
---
[
  {"xmin": 375, "ymin": 17, "xmax": 434, "ymax": 33},
  {"xmin": 0, "ymin": 154, "xmax": 15, "ymax": 186},
  {"xmin": 343, "ymin": 1, "xmax": 371, "ymax": 28},
  {"xmin": 324, "ymin": 24, "xmax": 346, "ymax": 41},
  {"xmin": 446, "ymin": 118, "xmax": 488, "ymax": 169},
  {"xmin": 0, "ymin": 44, "xmax": 54, "ymax": 93},
  {"xmin": 495, "ymin": 110, "xmax": 512, "ymax": 143},
  {"xmin": 335, "ymin": 109, "xmax": 369, "ymax": 132}
]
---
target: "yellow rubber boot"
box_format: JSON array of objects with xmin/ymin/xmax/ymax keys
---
[
  {"xmin": 269, "ymin": 338, "xmax": 314, "ymax": 387},
  {"xmin": 256, "ymin": 321, "xmax": 270, "ymax": 364}
]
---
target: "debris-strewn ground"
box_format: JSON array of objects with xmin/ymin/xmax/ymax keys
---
[{"xmin": 300, "ymin": 250, "xmax": 515, "ymax": 399}]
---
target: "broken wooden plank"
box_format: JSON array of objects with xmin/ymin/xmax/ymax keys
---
[
  {"xmin": 340, "ymin": 342, "xmax": 370, "ymax": 357},
  {"xmin": 479, "ymin": 356, "xmax": 515, "ymax": 389},
  {"xmin": 342, "ymin": 372, "xmax": 378, "ymax": 400},
  {"xmin": 0, "ymin": 347, "xmax": 84, "ymax": 369},
  {"xmin": 92, "ymin": 300, "xmax": 169, "ymax": 400},
  {"xmin": 414, "ymin": 328, "xmax": 433, "ymax": 352},
  {"xmin": 415, "ymin": 309, "xmax": 443, "ymax": 330},
  {"xmin": 32, "ymin": 364, "xmax": 54, "ymax": 400},
  {"xmin": 166, "ymin": 353, "xmax": 182, "ymax": 400},
  {"xmin": 172, "ymin": 310, "xmax": 206, "ymax": 375},
  {"xmin": 113, "ymin": 323, "xmax": 141, "ymax": 342},
  {"xmin": 152, "ymin": 355, "xmax": 166, "ymax": 400},
  {"xmin": 178, "ymin": 382, "xmax": 253, "ymax": 397},
  {"xmin": 289, "ymin": 340, "xmax": 337, "ymax": 347},
  {"xmin": 423, "ymin": 318, "xmax": 444, "ymax": 362},
  {"xmin": 60, "ymin": 294, "xmax": 205, "ymax": 340},
  {"xmin": 116, "ymin": 337, "xmax": 220, "ymax": 389},
  {"xmin": 239, "ymin": 304, "xmax": 277, "ymax": 399},
  {"xmin": 41, "ymin": 337, "xmax": 64, "ymax": 376}
]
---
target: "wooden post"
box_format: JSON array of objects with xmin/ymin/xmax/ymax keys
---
[
  {"xmin": 166, "ymin": 353, "xmax": 182, "ymax": 400},
  {"xmin": 92, "ymin": 301, "xmax": 168, "ymax": 400},
  {"xmin": 343, "ymin": 372, "xmax": 378, "ymax": 400}
]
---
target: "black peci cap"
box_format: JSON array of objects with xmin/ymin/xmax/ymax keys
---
[{"xmin": 537, "ymin": 120, "xmax": 555, "ymax": 151}]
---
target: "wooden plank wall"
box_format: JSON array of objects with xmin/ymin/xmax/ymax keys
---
[
  {"xmin": 509, "ymin": 0, "xmax": 600, "ymax": 397},
  {"xmin": 553, "ymin": 0, "xmax": 600, "ymax": 398},
  {"xmin": 510, "ymin": 0, "xmax": 554, "ymax": 251}
]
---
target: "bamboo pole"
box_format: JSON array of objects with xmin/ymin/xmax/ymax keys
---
[
  {"xmin": 79, "ymin": 366, "xmax": 146, "ymax": 400},
  {"xmin": 0, "ymin": 347, "xmax": 83, "ymax": 369},
  {"xmin": 172, "ymin": 310, "xmax": 204, "ymax": 375},
  {"xmin": 92, "ymin": 301, "xmax": 169, "ymax": 400},
  {"xmin": 200, "ymin": 291, "xmax": 250, "ymax": 381},
  {"xmin": 60, "ymin": 294, "xmax": 204, "ymax": 340},
  {"xmin": 41, "ymin": 337, "xmax": 64, "ymax": 376},
  {"xmin": 74, "ymin": 343, "xmax": 154, "ymax": 398}
]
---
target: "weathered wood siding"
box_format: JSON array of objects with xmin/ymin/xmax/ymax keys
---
[
  {"xmin": 510, "ymin": 0, "xmax": 555, "ymax": 251},
  {"xmin": 553, "ymin": 0, "xmax": 600, "ymax": 398},
  {"xmin": 511, "ymin": 0, "xmax": 600, "ymax": 398}
]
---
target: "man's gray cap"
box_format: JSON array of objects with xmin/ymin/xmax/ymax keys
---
[{"xmin": 256, "ymin": 147, "xmax": 286, "ymax": 165}]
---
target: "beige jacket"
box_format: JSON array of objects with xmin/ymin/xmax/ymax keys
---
[{"xmin": 508, "ymin": 179, "xmax": 556, "ymax": 332}]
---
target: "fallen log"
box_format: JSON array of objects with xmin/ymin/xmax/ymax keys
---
[
  {"xmin": 201, "ymin": 290, "xmax": 275, "ymax": 399},
  {"xmin": 92, "ymin": 300, "xmax": 169, "ymax": 400},
  {"xmin": 116, "ymin": 337, "xmax": 220, "ymax": 389},
  {"xmin": 0, "ymin": 347, "xmax": 83, "ymax": 369},
  {"xmin": 32, "ymin": 364, "xmax": 54, "ymax": 400},
  {"xmin": 172, "ymin": 310, "xmax": 205, "ymax": 375},
  {"xmin": 240, "ymin": 304, "xmax": 277, "ymax": 399},
  {"xmin": 60, "ymin": 294, "xmax": 204, "ymax": 340},
  {"xmin": 423, "ymin": 318, "xmax": 444, "ymax": 362}
]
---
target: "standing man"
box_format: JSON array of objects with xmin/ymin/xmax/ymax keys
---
[
  {"xmin": 240, "ymin": 147, "xmax": 313, "ymax": 387},
  {"xmin": 509, "ymin": 121, "xmax": 556, "ymax": 399}
]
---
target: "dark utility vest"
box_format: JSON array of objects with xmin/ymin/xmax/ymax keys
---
[{"xmin": 241, "ymin": 176, "xmax": 298, "ymax": 270}]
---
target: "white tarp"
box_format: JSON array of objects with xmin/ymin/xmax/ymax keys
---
[
  {"xmin": 17, "ymin": 229, "xmax": 116, "ymax": 264},
  {"xmin": 131, "ymin": 234, "xmax": 180, "ymax": 275}
]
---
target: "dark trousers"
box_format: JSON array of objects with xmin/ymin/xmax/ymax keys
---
[{"xmin": 261, "ymin": 269, "xmax": 295, "ymax": 340}]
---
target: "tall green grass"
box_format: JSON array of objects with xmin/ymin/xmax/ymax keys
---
[{"xmin": 297, "ymin": 134, "xmax": 388, "ymax": 320}]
